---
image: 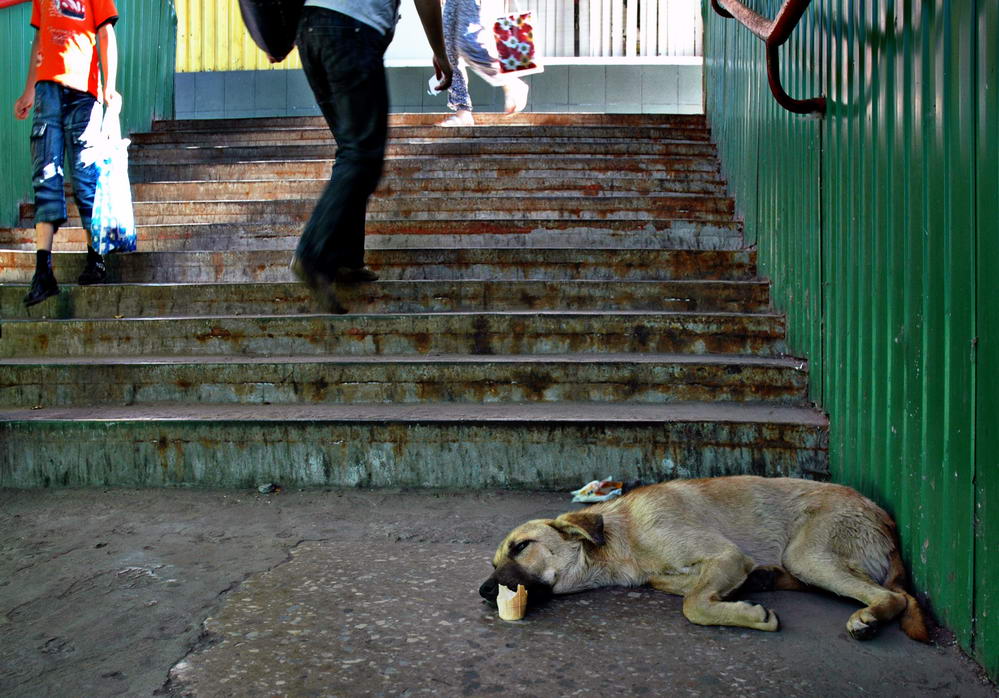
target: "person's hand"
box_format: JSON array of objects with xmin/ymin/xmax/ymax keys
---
[
  {"xmin": 433, "ymin": 54, "xmax": 453, "ymax": 91},
  {"xmin": 104, "ymin": 87, "xmax": 122, "ymax": 113},
  {"xmin": 14, "ymin": 88, "xmax": 34, "ymax": 120}
]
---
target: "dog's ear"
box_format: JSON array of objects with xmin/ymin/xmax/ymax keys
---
[{"xmin": 551, "ymin": 512, "xmax": 605, "ymax": 546}]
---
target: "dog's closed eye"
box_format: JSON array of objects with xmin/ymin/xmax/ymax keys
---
[{"xmin": 511, "ymin": 540, "xmax": 533, "ymax": 556}]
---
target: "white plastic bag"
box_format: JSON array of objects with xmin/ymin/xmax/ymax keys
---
[
  {"xmin": 570, "ymin": 478, "xmax": 623, "ymax": 503},
  {"xmin": 87, "ymin": 108, "xmax": 136, "ymax": 255}
]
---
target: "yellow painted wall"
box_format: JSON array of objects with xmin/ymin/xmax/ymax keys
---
[{"xmin": 175, "ymin": 0, "xmax": 301, "ymax": 72}]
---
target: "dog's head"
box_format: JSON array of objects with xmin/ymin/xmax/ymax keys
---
[{"xmin": 478, "ymin": 512, "xmax": 605, "ymax": 608}]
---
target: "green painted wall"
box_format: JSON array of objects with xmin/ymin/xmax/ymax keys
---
[
  {"xmin": 705, "ymin": 0, "xmax": 996, "ymax": 678},
  {"xmin": 0, "ymin": 0, "xmax": 176, "ymax": 228}
]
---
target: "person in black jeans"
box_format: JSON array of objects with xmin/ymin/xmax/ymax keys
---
[{"xmin": 291, "ymin": 1, "xmax": 452, "ymax": 313}]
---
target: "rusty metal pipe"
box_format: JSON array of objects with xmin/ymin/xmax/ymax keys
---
[
  {"xmin": 712, "ymin": 0, "xmax": 826, "ymax": 115},
  {"xmin": 766, "ymin": 44, "xmax": 827, "ymax": 115},
  {"xmin": 709, "ymin": 0, "xmax": 733, "ymax": 20}
]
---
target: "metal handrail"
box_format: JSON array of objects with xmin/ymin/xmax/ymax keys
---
[{"xmin": 710, "ymin": 0, "xmax": 826, "ymax": 115}]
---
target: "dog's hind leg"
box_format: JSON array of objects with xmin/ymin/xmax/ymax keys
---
[
  {"xmin": 783, "ymin": 552, "xmax": 907, "ymax": 640},
  {"xmin": 672, "ymin": 548, "xmax": 780, "ymax": 632}
]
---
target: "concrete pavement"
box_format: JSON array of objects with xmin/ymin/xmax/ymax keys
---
[{"xmin": 1, "ymin": 487, "xmax": 994, "ymax": 697}]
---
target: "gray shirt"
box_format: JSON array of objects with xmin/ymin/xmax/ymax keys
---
[{"xmin": 303, "ymin": 0, "xmax": 401, "ymax": 36}]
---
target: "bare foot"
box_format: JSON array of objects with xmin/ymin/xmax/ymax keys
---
[
  {"xmin": 503, "ymin": 80, "xmax": 529, "ymax": 115},
  {"xmin": 438, "ymin": 110, "xmax": 474, "ymax": 127}
]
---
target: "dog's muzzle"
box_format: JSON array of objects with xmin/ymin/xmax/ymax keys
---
[
  {"xmin": 479, "ymin": 573, "xmax": 553, "ymax": 608},
  {"xmin": 479, "ymin": 577, "xmax": 501, "ymax": 604}
]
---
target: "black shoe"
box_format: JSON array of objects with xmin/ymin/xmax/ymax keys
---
[
  {"xmin": 291, "ymin": 256, "xmax": 348, "ymax": 314},
  {"xmin": 23, "ymin": 268, "xmax": 60, "ymax": 307},
  {"xmin": 78, "ymin": 257, "xmax": 108, "ymax": 285},
  {"xmin": 335, "ymin": 266, "xmax": 379, "ymax": 283}
]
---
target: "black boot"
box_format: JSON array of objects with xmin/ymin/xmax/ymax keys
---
[
  {"xmin": 78, "ymin": 246, "xmax": 108, "ymax": 285},
  {"xmin": 23, "ymin": 250, "xmax": 60, "ymax": 307},
  {"xmin": 335, "ymin": 265, "xmax": 379, "ymax": 283},
  {"xmin": 290, "ymin": 255, "xmax": 348, "ymax": 314}
]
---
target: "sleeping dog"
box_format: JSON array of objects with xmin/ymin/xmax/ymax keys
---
[{"xmin": 480, "ymin": 475, "xmax": 928, "ymax": 641}]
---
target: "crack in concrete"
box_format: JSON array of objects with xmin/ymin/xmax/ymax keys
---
[
  {"xmin": 13, "ymin": 544, "xmax": 86, "ymax": 575},
  {"xmin": 154, "ymin": 537, "xmax": 332, "ymax": 697}
]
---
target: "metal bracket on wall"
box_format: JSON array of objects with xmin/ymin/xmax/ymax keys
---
[{"xmin": 710, "ymin": 0, "xmax": 826, "ymax": 115}]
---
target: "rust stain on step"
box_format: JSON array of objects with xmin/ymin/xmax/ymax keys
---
[{"xmin": 194, "ymin": 327, "xmax": 244, "ymax": 344}]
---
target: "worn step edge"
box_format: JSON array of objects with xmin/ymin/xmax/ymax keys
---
[
  {"xmin": 0, "ymin": 221, "xmax": 746, "ymax": 253},
  {"xmin": 151, "ymin": 114, "xmax": 710, "ymax": 131},
  {"xmin": 129, "ymin": 158, "xmax": 725, "ymax": 181},
  {"xmin": 26, "ymin": 192, "xmax": 736, "ymax": 210},
  {"xmin": 131, "ymin": 127, "xmax": 715, "ymax": 145},
  {"xmin": 0, "ymin": 402, "xmax": 829, "ymax": 488},
  {"xmin": 0, "ymin": 353, "xmax": 810, "ymax": 407},
  {"xmin": 0, "ymin": 400, "xmax": 827, "ymax": 425},
  {"xmin": 0, "ymin": 311, "xmax": 788, "ymax": 358},
  {"xmin": 127, "ymin": 143, "xmax": 719, "ymax": 164},
  {"xmin": 0, "ymin": 279, "xmax": 771, "ymax": 319},
  {"xmin": 0, "ymin": 249, "xmax": 758, "ymax": 284},
  {"xmin": 126, "ymin": 179, "xmax": 729, "ymax": 200}
]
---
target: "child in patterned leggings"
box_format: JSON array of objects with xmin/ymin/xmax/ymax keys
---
[{"xmin": 439, "ymin": 0, "xmax": 529, "ymax": 126}]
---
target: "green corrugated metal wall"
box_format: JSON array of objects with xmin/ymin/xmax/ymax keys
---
[
  {"xmin": 0, "ymin": 0, "xmax": 176, "ymax": 227},
  {"xmin": 704, "ymin": 0, "xmax": 996, "ymax": 678},
  {"xmin": 975, "ymin": 0, "xmax": 998, "ymax": 676}
]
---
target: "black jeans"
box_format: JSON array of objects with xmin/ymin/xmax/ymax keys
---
[{"xmin": 295, "ymin": 7, "xmax": 390, "ymax": 274}]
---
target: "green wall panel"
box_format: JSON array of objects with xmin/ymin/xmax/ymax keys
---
[
  {"xmin": 0, "ymin": 0, "xmax": 176, "ymax": 227},
  {"xmin": 705, "ymin": 0, "xmax": 995, "ymax": 678},
  {"xmin": 975, "ymin": 0, "xmax": 998, "ymax": 679},
  {"xmin": 0, "ymin": 2, "xmax": 34, "ymax": 230}
]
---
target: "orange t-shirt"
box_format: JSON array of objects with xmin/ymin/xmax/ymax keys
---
[{"xmin": 31, "ymin": 0, "xmax": 118, "ymax": 99}]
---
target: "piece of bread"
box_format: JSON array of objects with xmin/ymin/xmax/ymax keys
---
[{"xmin": 497, "ymin": 584, "xmax": 528, "ymax": 621}]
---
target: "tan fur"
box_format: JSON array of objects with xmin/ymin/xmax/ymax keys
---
[{"xmin": 486, "ymin": 475, "xmax": 929, "ymax": 641}]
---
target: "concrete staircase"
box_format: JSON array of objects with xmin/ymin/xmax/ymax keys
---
[{"xmin": 0, "ymin": 113, "xmax": 828, "ymax": 489}]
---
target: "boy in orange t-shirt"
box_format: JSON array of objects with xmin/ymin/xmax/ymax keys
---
[{"xmin": 14, "ymin": 0, "xmax": 122, "ymax": 307}]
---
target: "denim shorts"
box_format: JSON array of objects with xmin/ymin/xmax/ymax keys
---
[{"xmin": 31, "ymin": 80, "xmax": 102, "ymax": 231}]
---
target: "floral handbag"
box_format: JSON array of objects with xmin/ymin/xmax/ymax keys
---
[{"xmin": 493, "ymin": 4, "xmax": 544, "ymax": 77}]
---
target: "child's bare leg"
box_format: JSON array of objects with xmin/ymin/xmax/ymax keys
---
[{"xmin": 35, "ymin": 222, "xmax": 55, "ymax": 251}]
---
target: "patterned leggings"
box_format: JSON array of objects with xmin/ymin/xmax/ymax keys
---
[{"xmin": 442, "ymin": 0, "xmax": 521, "ymax": 111}]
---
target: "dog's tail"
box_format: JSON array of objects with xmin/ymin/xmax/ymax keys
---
[{"xmin": 884, "ymin": 548, "xmax": 930, "ymax": 643}]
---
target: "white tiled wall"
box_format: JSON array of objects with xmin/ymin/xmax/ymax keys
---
[{"xmin": 174, "ymin": 62, "xmax": 703, "ymax": 119}]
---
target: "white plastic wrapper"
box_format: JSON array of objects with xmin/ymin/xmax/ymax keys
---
[
  {"xmin": 84, "ymin": 108, "xmax": 136, "ymax": 255},
  {"xmin": 427, "ymin": 74, "xmax": 445, "ymax": 96}
]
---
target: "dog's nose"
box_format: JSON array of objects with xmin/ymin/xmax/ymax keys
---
[{"xmin": 479, "ymin": 577, "xmax": 498, "ymax": 602}]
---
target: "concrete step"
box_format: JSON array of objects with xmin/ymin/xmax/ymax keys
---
[
  {"xmin": 151, "ymin": 113, "xmax": 710, "ymax": 131},
  {"xmin": 129, "ymin": 156, "xmax": 723, "ymax": 183},
  {"xmin": 0, "ymin": 279, "xmax": 770, "ymax": 319},
  {"xmin": 0, "ymin": 248, "xmax": 756, "ymax": 284},
  {"xmin": 0, "ymin": 311, "xmax": 787, "ymax": 358},
  {"xmin": 127, "ymin": 176, "xmax": 729, "ymax": 202},
  {"xmin": 130, "ymin": 124, "xmax": 714, "ymax": 146},
  {"xmin": 19, "ymin": 195, "xmax": 735, "ymax": 228},
  {"xmin": 0, "ymin": 353, "xmax": 809, "ymax": 408},
  {"xmin": 1, "ymin": 221, "xmax": 745, "ymax": 253},
  {"xmin": 0, "ymin": 220, "xmax": 745, "ymax": 252},
  {"xmin": 0, "ymin": 402, "xmax": 828, "ymax": 488},
  {"xmin": 127, "ymin": 140, "xmax": 717, "ymax": 165}
]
